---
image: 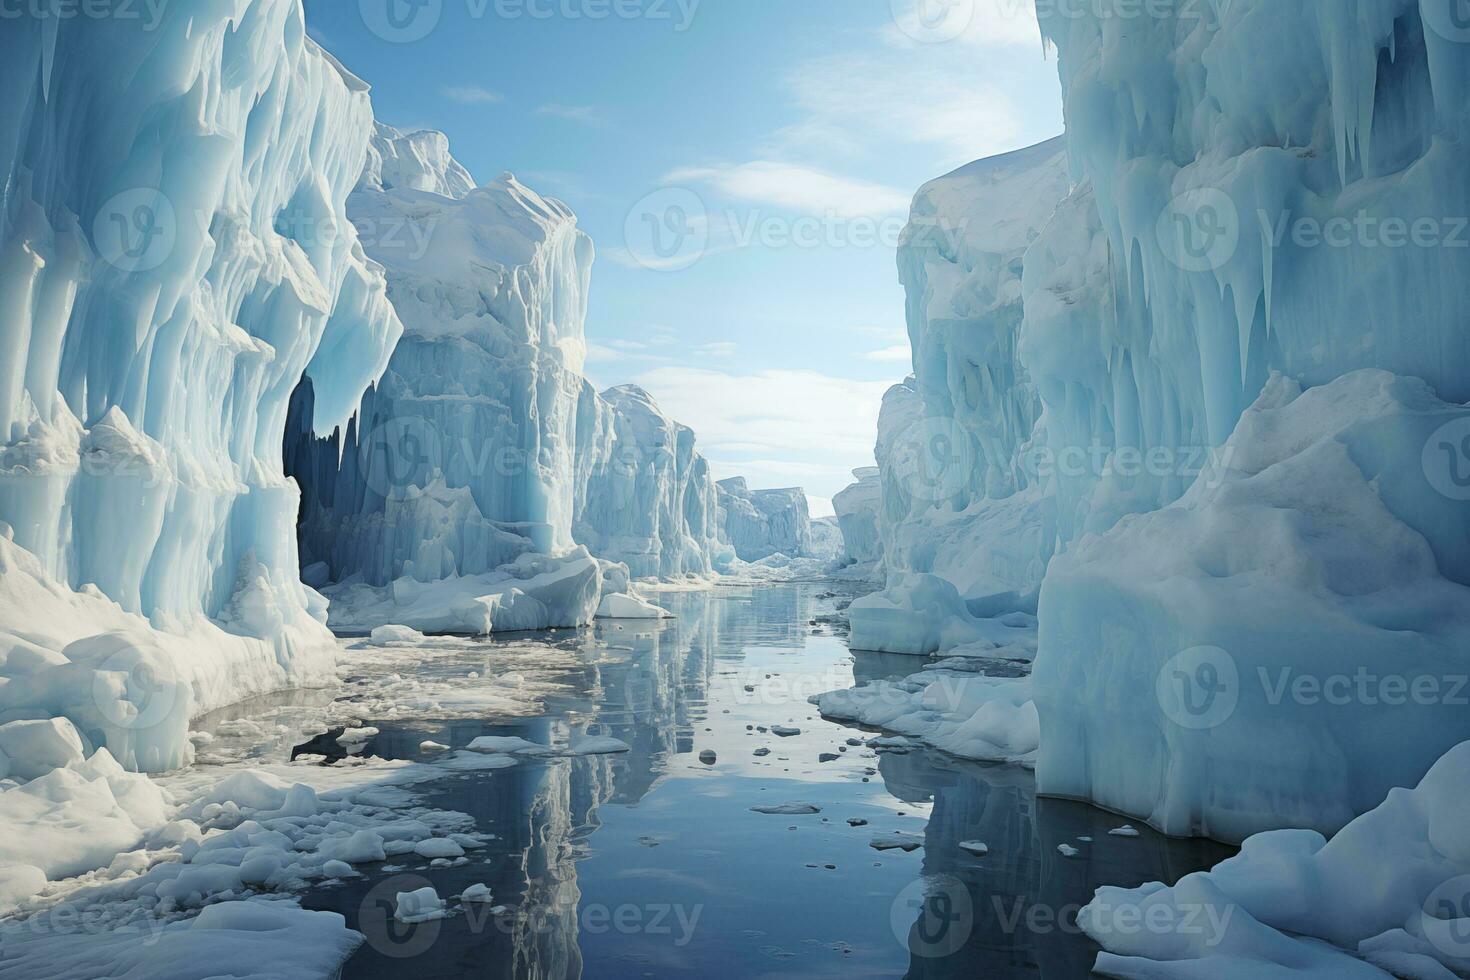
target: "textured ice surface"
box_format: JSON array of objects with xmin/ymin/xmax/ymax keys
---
[
  {"xmin": 0, "ymin": 2, "xmax": 400, "ymax": 764},
  {"xmin": 832, "ymin": 467, "xmax": 883, "ymax": 568},
  {"xmin": 848, "ymin": 0, "xmax": 1470, "ymax": 841},
  {"xmin": 1027, "ymin": 0, "xmax": 1470, "ymax": 839},
  {"xmin": 285, "ymin": 125, "xmax": 720, "ymax": 629},
  {"xmin": 716, "ymin": 478, "xmax": 814, "ymax": 562},
  {"xmin": 1080, "ymin": 740, "xmax": 1470, "ymax": 979},
  {"xmin": 1037, "ymin": 371, "xmax": 1470, "ymax": 840}
]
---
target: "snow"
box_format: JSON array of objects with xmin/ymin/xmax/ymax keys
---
[
  {"xmin": 0, "ymin": 718, "xmax": 84, "ymax": 780},
  {"xmin": 1080, "ymin": 740, "xmax": 1470, "ymax": 979},
  {"xmin": 0, "ymin": 900, "xmax": 364, "ymax": 980},
  {"xmin": 716, "ymin": 478, "xmax": 815, "ymax": 562},
  {"xmin": 0, "ymin": 749, "xmax": 168, "ymax": 881}
]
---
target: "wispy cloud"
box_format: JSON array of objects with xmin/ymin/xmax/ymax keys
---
[
  {"xmin": 442, "ymin": 85, "xmax": 503, "ymax": 105},
  {"xmin": 695, "ymin": 341, "xmax": 738, "ymax": 358},
  {"xmin": 664, "ymin": 161, "xmax": 910, "ymax": 220},
  {"xmin": 631, "ymin": 366, "xmax": 887, "ymax": 497},
  {"xmin": 536, "ymin": 104, "xmax": 603, "ymax": 126},
  {"xmin": 861, "ymin": 344, "xmax": 912, "ymax": 363}
]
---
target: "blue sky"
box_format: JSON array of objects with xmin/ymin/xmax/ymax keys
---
[{"xmin": 305, "ymin": 0, "xmax": 1064, "ymax": 504}]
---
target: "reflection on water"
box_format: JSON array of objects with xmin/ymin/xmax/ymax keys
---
[{"xmin": 296, "ymin": 582, "xmax": 1233, "ymax": 979}]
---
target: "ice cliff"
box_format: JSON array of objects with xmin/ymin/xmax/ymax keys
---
[
  {"xmin": 285, "ymin": 124, "xmax": 721, "ymax": 632},
  {"xmin": 839, "ymin": 0, "xmax": 1470, "ymax": 841},
  {"xmin": 0, "ymin": 2, "xmax": 401, "ymax": 768},
  {"xmin": 716, "ymin": 478, "xmax": 814, "ymax": 562}
]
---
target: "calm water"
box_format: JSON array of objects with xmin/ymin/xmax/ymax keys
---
[{"xmin": 295, "ymin": 582, "xmax": 1233, "ymax": 979}]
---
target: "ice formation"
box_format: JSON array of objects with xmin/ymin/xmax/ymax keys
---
[
  {"xmin": 285, "ymin": 125, "xmax": 721, "ymax": 632},
  {"xmin": 832, "ymin": 468, "xmax": 882, "ymax": 562},
  {"xmin": 836, "ymin": 0, "xmax": 1470, "ymax": 842},
  {"xmin": 715, "ymin": 478, "xmax": 815, "ymax": 562},
  {"xmin": 1080, "ymin": 739, "xmax": 1470, "ymax": 979},
  {"xmin": 0, "ymin": 1, "xmax": 400, "ymax": 763}
]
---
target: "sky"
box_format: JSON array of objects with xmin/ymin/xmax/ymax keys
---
[{"xmin": 304, "ymin": 0, "xmax": 1065, "ymax": 506}]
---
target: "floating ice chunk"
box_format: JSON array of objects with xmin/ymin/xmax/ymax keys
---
[
  {"xmin": 466, "ymin": 736, "xmax": 549, "ymax": 755},
  {"xmin": 958, "ymin": 841, "xmax": 990, "ymax": 856},
  {"xmin": 394, "ymin": 886, "xmax": 448, "ymax": 923},
  {"xmin": 460, "ymin": 883, "xmax": 494, "ymax": 903},
  {"xmin": 568, "ymin": 736, "xmax": 631, "ymax": 755},
  {"xmin": 317, "ymin": 830, "xmax": 386, "ymax": 865},
  {"xmin": 1108, "ymin": 826, "xmax": 1141, "ymax": 838},
  {"xmin": 1057, "ymin": 845, "xmax": 1079, "ymax": 858},
  {"xmin": 750, "ymin": 803, "xmax": 821, "ymax": 815},
  {"xmin": 870, "ymin": 832, "xmax": 925, "ymax": 853},
  {"xmin": 368, "ymin": 625, "xmax": 428, "ymax": 645},
  {"xmin": 419, "ymin": 741, "xmax": 448, "ymax": 753},
  {"xmin": 596, "ymin": 592, "xmax": 673, "ymax": 620},
  {"xmin": 336, "ymin": 727, "xmax": 379, "ymax": 746},
  {"xmin": 321, "ymin": 860, "xmax": 357, "ymax": 879},
  {"xmin": 414, "ymin": 838, "xmax": 464, "ymax": 860},
  {"xmin": 770, "ymin": 726, "xmax": 801, "ymax": 737}
]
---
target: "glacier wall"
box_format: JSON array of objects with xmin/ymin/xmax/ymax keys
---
[
  {"xmin": 832, "ymin": 466, "xmax": 883, "ymax": 567},
  {"xmin": 715, "ymin": 478, "xmax": 813, "ymax": 562},
  {"xmin": 1028, "ymin": 0, "xmax": 1470, "ymax": 839},
  {"xmin": 853, "ymin": 0, "xmax": 1470, "ymax": 838},
  {"xmin": 877, "ymin": 140, "xmax": 1070, "ymax": 602},
  {"xmin": 285, "ymin": 125, "xmax": 721, "ymax": 627},
  {"xmin": 0, "ymin": 1, "xmax": 401, "ymax": 740}
]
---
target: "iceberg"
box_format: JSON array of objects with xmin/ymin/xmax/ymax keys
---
[
  {"xmin": 838, "ymin": 0, "xmax": 1470, "ymax": 844},
  {"xmin": 285, "ymin": 125, "xmax": 721, "ymax": 632},
  {"xmin": 716, "ymin": 478, "xmax": 814, "ymax": 562},
  {"xmin": 0, "ymin": 1, "xmax": 401, "ymax": 765}
]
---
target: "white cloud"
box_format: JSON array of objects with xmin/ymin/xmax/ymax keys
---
[
  {"xmin": 695, "ymin": 341, "xmax": 738, "ymax": 358},
  {"xmin": 808, "ymin": 495, "xmax": 836, "ymax": 519},
  {"xmin": 442, "ymin": 85, "xmax": 503, "ymax": 105},
  {"xmin": 862, "ymin": 344, "xmax": 913, "ymax": 363},
  {"xmin": 884, "ymin": 0, "xmax": 1042, "ymax": 50},
  {"xmin": 665, "ymin": 161, "xmax": 911, "ymax": 220},
  {"xmin": 631, "ymin": 366, "xmax": 886, "ymax": 497}
]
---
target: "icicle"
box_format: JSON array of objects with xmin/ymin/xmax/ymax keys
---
[{"xmin": 40, "ymin": 3, "xmax": 59, "ymax": 103}]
